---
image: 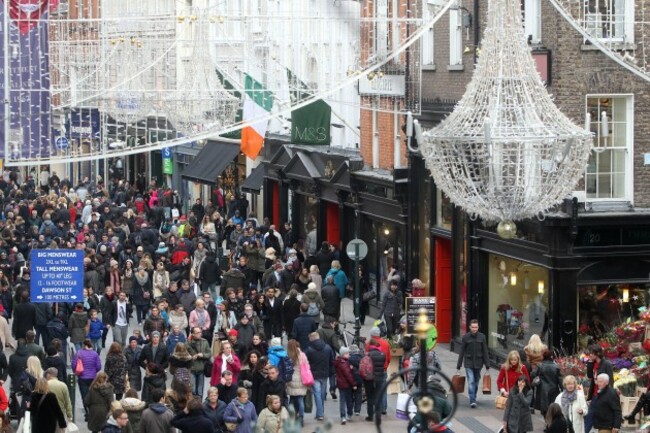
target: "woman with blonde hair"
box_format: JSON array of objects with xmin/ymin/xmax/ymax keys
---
[
  {"xmin": 308, "ymin": 265, "xmax": 322, "ymax": 292},
  {"xmin": 256, "ymin": 395, "xmax": 289, "ymax": 433},
  {"xmin": 84, "ymin": 372, "xmax": 115, "ymax": 433},
  {"xmin": 18, "ymin": 355, "xmax": 43, "ymax": 415},
  {"xmin": 285, "ymin": 339, "xmax": 311, "ymax": 423},
  {"xmin": 554, "ymin": 375, "xmax": 588, "ymax": 433},
  {"xmin": 30, "ymin": 377, "xmax": 67, "ymax": 433},
  {"xmin": 525, "ymin": 334, "xmax": 547, "ymax": 372},
  {"xmin": 497, "ymin": 351, "xmax": 530, "ymax": 396}
]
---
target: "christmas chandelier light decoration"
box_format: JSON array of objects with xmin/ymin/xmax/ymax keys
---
[
  {"xmin": 419, "ymin": 0, "xmax": 593, "ymax": 237},
  {"xmin": 163, "ymin": 12, "xmax": 238, "ymax": 135}
]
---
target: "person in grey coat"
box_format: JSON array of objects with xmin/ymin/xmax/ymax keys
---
[
  {"xmin": 504, "ymin": 375, "xmax": 533, "ymax": 433},
  {"xmin": 456, "ymin": 319, "xmax": 490, "ymax": 408}
]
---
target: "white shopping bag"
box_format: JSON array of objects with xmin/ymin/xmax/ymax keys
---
[{"xmin": 396, "ymin": 392, "xmax": 412, "ymax": 420}]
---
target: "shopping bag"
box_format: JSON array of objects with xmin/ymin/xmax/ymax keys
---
[
  {"xmin": 450, "ymin": 374, "xmax": 465, "ymax": 393},
  {"xmin": 75, "ymin": 358, "xmax": 84, "ymax": 375},
  {"xmin": 483, "ymin": 373, "xmax": 492, "ymax": 394},
  {"xmin": 66, "ymin": 422, "xmax": 80, "ymax": 432},
  {"xmin": 495, "ymin": 394, "xmax": 508, "ymax": 410},
  {"xmin": 373, "ymin": 318, "xmax": 387, "ymax": 338},
  {"xmin": 305, "ymin": 389, "xmax": 313, "ymax": 414},
  {"xmin": 396, "ymin": 392, "xmax": 411, "ymax": 420}
]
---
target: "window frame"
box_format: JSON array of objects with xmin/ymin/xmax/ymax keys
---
[
  {"xmin": 584, "ymin": 0, "xmax": 635, "ymax": 43},
  {"xmin": 583, "ymin": 94, "xmax": 634, "ymax": 202},
  {"xmin": 523, "ymin": 0, "xmax": 542, "ymax": 44},
  {"xmin": 422, "ymin": 6, "xmax": 435, "ymax": 69},
  {"xmin": 448, "ymin": 8, "xmax": 463, "ymax": 66}
]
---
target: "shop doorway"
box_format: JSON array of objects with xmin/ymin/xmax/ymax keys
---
[
  {"xmin": 435, "ymin": 238, "xmax": 452, "ymax": 343},
  {"xmin": 326, "ymin": 202, "xmax": 340, "ymax": 248}
]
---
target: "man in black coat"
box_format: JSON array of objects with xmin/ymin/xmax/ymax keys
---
[
  {"xmin": 305, "ymin": 332, "xmax": 335, "ymax": 420},
  {"xmin": 321, "ymin": 276, "xmax": 340, "ymax": 321},
  {"xmin": 198, "ymin": 251, "xmax": 221, "ymax": 297},
  {"xmin": 314, "ymin": 242, "xmax": 333, "ymax": 277},
  {"xmin": 585, "ymin": 344, "xmax": 616, "ymax": 433},
  {"xmin": 591, "ymin": 373, "xmax": 622, "ymax": 433},
  {"xmin": 257, "ymin": 365, "xmax": 287, "ymax": 411},
  {"xmin": 138, "ymin": 331, "xmax": 169, "ymax": 369},
  {"xmin": 12, "ymin": 291, "xmax": 36, "ymax": 340},
  {"xmin": 290, "ymin": 304, "xmax": 318, "ymax": 350},
  {"xmin": 262, "ymin": 287, "xmax": 283, "ymax": 340},
  {"xmin": 456, "ymin": 319, "xmax": 490, "ymax": 408}
]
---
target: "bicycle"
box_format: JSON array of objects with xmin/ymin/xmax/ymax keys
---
[{"xmin": 340, "ymin": 320, "xmax": 366, "ymax": 351}]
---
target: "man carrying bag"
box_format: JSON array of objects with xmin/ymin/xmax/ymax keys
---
[{"xmin": 456, "ymin": 319, "xmax": 490, "ymax": 408}]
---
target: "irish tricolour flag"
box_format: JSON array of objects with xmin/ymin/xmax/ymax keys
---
[{"xmin": 241, "ymin": 74, "xmax": 273, "ymax": 159}]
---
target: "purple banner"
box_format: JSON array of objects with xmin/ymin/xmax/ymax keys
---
[{"xmin": 0, "ymin": 0, "xmax": 55, "ymax": 160}]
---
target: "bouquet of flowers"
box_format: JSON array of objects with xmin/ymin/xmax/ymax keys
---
[
  {"xmin": 555, "ymin": 355, "xmax": 587, "ymax": 378},
  {"xmin": 613, "ymin": 369, "xmax": 638, "ymax": 396}
]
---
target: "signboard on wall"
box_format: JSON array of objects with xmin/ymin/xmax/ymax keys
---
[
  {"xmin": 405, "ymin": 296, "xmax": 436, "ymax": 335},
  {"xmin": 162, "ymin": 147, "xmax": 173, "ymax": 174},
  {"xmin": 30, "ymin": 250, "xmax": 84, "ymax": 303}
]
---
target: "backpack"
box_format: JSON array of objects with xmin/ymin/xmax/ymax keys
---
[
  {"xmin": 359, "ymin": 355, "xmax": 374, "ymax": 381},
  {"xmin": 279, "ymin": 356, "xmax": 294, "ymax": 382},
  {"xmin": 307, "ymin": 302, "xmax": 319, "ymax": 316}
]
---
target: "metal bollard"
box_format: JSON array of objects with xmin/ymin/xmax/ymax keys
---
[{"xmin": 67, "ymin": 373, "xmax": 76, "ymax": 422}]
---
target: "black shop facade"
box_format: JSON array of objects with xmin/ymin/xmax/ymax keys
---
[{"xmin": 261, "ymin": 140, "xmax": 410, "ymax": 311}]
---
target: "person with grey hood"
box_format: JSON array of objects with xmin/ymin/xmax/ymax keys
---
[
  {"xmin": 302, "ymin": 282, "xmax": 325, "ymax": 323},
  {"xmin": 139, "ymin": 388, "xmax": 174, "ymax": 433}
]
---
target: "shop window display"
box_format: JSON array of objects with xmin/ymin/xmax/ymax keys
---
[
  {"xmin": 577, "ymin": 284, "xmax": 649, "ymax": 349},
  {"xmin": 488, "ymin": 255, "xmax": 549, "ymax": 355}
]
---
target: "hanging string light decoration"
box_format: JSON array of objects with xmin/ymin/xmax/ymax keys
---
[
  {"xmin": 163, "ymin": 11, "xmax": 238, "ymax": 135},
  {"xmin": 419, "ymin": 0, "xmax": 593, "ymax": 233}
]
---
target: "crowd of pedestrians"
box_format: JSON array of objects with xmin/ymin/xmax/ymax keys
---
[{"xmin": 0, "ymin": 172, "xmax": 418, "ymax": 433}]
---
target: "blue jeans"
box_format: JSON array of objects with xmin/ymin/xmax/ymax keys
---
[
  {"xmin": 339, "ymin": 388, "xmax": 353, "ymax": 419},
  {"xmin": 378, "ymin": 372, "xmax": 387, "ymax": 412},
  {"xmin": 290, "ymin": 395, "xmax": 305, "ymax": 419},
  {"xmin": 353, "ymin": 384, "xmax": 362, "ymax": 413},
  {"xmin": 585, "ymin": 400, "xmax": 594, "ymax": 433},
  {"xmin": 91, "ymin": 338, "xmax": 102, "ymax": 354},
  {"xmin": 312, "ymin": 378, "xmax": 328, "ymax": 418},
  {"xmin": 192, "ymin": 372, "xmax": 205, "ymax": 398},
  {"xmin": 78, "ymin": 378, "xmax": 93, "ymax": 409},
  {"xmin": 465, "ymin": 367, "xmax": 482, "ymax": 404}
]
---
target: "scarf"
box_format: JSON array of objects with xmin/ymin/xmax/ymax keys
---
[
  {"xmin": 560, "ymin": 390, "xmax": 577, "ymax": 420},
  {"xmin": 196, "ymin": 308, "xmax": 207, "ymax": 328},
  {"xmin": 135, "ymin": 271, "xmax": 149, "ymax": 286}
]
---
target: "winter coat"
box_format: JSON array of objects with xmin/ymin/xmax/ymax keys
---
[
  {"xmin": 257, "ymin": 378, "xmax": 287, "ymax": 413},
  {"xmin": 171, "ymin": 410, "xmax": 215, "ymax": 433},
  {"xmin": 586, "ymin": 358, "xmax": 614, "ymax": 401},
  {"xmin": 198, "ymin": 255, "xmax": 221, "ymax": 285},
  {"xmin": 121, "ymin": 397, "xmax": 146, "ymax": 433},
  {"xmin": 189, "ymin": 308, "xmax": 211, "ymax": 332},
  {"xmin": 168, "ymin": 310, "xmax": 189, "ymax": 333},
  {"xmin": 282, "ymin": 297, "xmax": 302, "ymax": 333},
  {"xmin": 140, "ymin": 402, "xmax": 175, "ymax": 433},
  {"xmin": 68, "ymin": 310, "xmax": 89, "ymax": 344},
  {"xmin": 139, "ymin": 343, "xmax": 169, "ymax": 369},
  {"xmin": 234, "ymin": 322, "xmax": 256, "ymax": 356},
  {"xmin": 105, "ymin": 352, "xmax": 129, "ymax": 395},
  {"xmin": 143, "ymin": 315, "xmax": 167, "ymax": 338},
  {"xmin": 223, "ymin": 399, "xmax": 258, "ymax": 433},
  {"xmin": 256, "ymin": 407, "xmax": 289, "ymax": 433},
  {"xmin": 43, "ymin": 355, "xmax": 67, "ymax": 383},
  {"xmin": 335, "ymin": 356, "xmax": 356, "ymax": 389},
  {"xmin": 132, "ymin": 273, "xmax": 152, "ymax": 306},
  {"xmin": 72, "ymin": 348, "xmax": 102, "ymax": 380},
  {"xmin": 210, "ymin": 352, "xmax": 241, "ymax": 386},
  {"xmin": 290, "ymin": 313, "xmax": 318, "ymax": 350},
  {"xmin": 379, "ymin": 289, "xmax": 403, "ymax": 318},
  {"xmin": 178, "ymin": 290, "xmax": 197, "ymax": 314},
  {"xmin": 301, "ymin": 288, "xmax": 324, "ymax": 319},
  {"xmin": 531, "ymin": 359, "xmax": 561, "ymax": 412},
  {"xmin": 554, "ymin": 389, "xmax": 588, "ymax": 433},
  {"xmin": 497, "ymin": 365, "xmax": 530, "ymax": 393},
  {"xmin": 456, "ymin": 331, "xmax": 490, "ymax": 370},
  {"xmin": 141, "ymin": 372, "xmax": 167, "ymax": 406},
  {"xmin": 524, "ymin": 346, "xmax": 545, "ymax": 372},
  {"xmin": 503, "ymin": 388, "xmax": 533, "ymax": 433},
  {"xmin": 202, "ymin": 399, "xmax": 228, "ymax": 431},
  {"xmin": 222, "ymin": 269, "xmax": 246, "ymax": 291},
  {"xmin": 84, "ymin": 383, "xmax": 115, "ymax": 432},
  {"xmin": 267, "ymin": 345, "xmax": 287, "ymax": 368},
  {"xmin": 544, "ymin": 416, "xmax": 569, "ymax": 433},
  {"xmin": 367, "ymin": 346, "xmax": 387, "ymax": 381},
  {"xmin": 8, "ymin": 345, "xmax": 29, "ymax": 391},
  {"xmin": 34, "ymin": 303, "xmax": 53, "ymax": 326},
  {"xmin": 88, "ymin": 318, "xmax": 106, "ymax": 339},
  {"xmin": 305, "ymin": 338, "xmax": 334, "ymax": 380},
  {"xmin": 286, "ymin": 352, "xmax": 310, "ymax": 397},
  {"xmin": 187, "ymin": 337, "xmax": 211, "ymax": 373},
  {"xmin": 321, "ymin": 283, "xmax": 340, "ymax": 318},
  {"xmin": 314, "ymin": 249, "xmax": 333, "ymax": 277},
  {"xmin": 124, "ymin": 346, "xmax": 142, "ymax": 391},
  {"xmin": 325, "ymin": 268, "xmax": 348, "ymax": 298},
  {"xmin": 316, "ymin": 323, "xmax": 341, "ymax": 354},
  {"xmin": 30, "ymin": 391, "xmax": 67, "ymax": 433},
  {"xmin": 590, "ymin": 385, "xmax": 622, "ymax": 430}
]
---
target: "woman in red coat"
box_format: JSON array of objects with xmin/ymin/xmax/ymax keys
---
[
  {"xmin": 334, "ymin": 347, "xmax": 357, "ymax": 424},
  {"xmin": 210, "ymin": 340, "xmax": 241, "ymax": 386},
  {"xmin": 497, "ymin": 350, "xmax": 530, "ymax": 396}
]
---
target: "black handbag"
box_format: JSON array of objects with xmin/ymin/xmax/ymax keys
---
[{"xmin": 203, "ymin": 359, "xmax": 213, "ymax": 378}]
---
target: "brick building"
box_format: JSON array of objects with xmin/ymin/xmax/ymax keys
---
[{"xmin": 414, "ymin": 0, "xmax": 650, "ymax": 360}]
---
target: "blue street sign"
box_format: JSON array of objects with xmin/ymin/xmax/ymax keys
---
[
  {"xmin": 30, "ymin": 250, "xmax": 84, "ymax": 303},
  {"xmin": 55, "ymin": 136, "xmax": 70, "ymax": 150},
  {"xmin": 162, "ymin": 147, "xmax": 172, "ymax": 158}
]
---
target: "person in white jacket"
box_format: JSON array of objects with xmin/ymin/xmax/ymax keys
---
[{"xmin": 555, "ymin": 374, "xmax": 588, "ymax": 433}]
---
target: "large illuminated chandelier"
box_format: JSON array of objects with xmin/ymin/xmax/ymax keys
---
[
  {"xmin": 164, "ymin": 13, "xmax": 238, "ymax": 135},
  {"xmin": 100, "ymin": 36, "xmax": 153, "ymax": 124},
  {"xmin": 420, "ymin": 0, "xmax": 593, "ymax": 234}
]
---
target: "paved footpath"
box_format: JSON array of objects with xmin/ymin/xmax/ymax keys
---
[{"xmin": 6, "ymin": 297, "xmax": 630, "ymax": 432}]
